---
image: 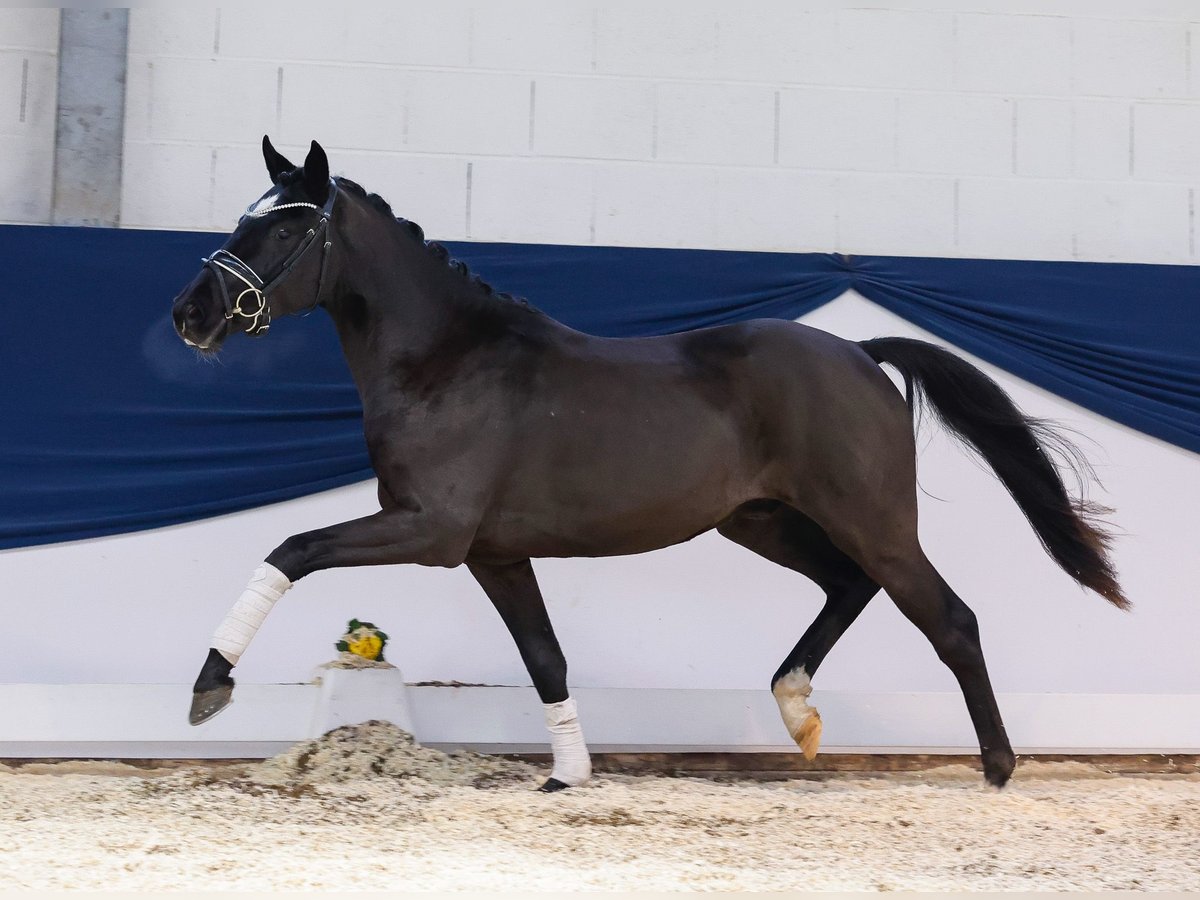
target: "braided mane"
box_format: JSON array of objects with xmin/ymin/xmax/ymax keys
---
[{"xmin": 332, "ymin": 176, "xmax": 523, "ymax": 306}]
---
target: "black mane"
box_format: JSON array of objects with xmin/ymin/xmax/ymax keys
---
[{"xmin": 332, "ymin": 176, "xmax": 523, "ymax": 307}]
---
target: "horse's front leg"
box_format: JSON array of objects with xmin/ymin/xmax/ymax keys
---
[
  {"xmin": 468, "ymin": 558, "xmax": 591, "ymax": 792},
  {"xmin": 188, "ymin": 508, "xmax": 472, "ymax": 725}
]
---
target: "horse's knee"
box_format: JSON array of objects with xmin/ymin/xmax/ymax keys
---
[{"xmin": 266, "ymin": 532, "xmax": 321, "ymax": 581}]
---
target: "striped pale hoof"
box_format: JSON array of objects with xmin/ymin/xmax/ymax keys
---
[
  {"xmin": 189, "ymin": 683, "xmax": 234, "ymax": 726},
  {"xmin": 793, "ymin": 710, "xmax": 823, "ymax": 761},
  {"xmin": 538, "ymin": 777, "xmax": 570, "ymax": 793}
]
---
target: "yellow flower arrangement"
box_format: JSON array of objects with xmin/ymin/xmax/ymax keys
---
[{"xmin": 336, "ymin": 619, "xmax": 388, "ymax": 662}]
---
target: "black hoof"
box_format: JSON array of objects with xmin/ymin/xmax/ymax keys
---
[
  {"xmin": 985, "ymin": 768, "xmax": 1013, "ymax": 789},
  {"xmin": 538, "ymin": 777, "xmax": 570, "ymax": 793},
  {"xmin": 983, "ymin": 752, "xmax": 1016, "ymax": 788},
  {"xmin": 189, "ymin": 683, "xmax": 234, "ymax": 725}
]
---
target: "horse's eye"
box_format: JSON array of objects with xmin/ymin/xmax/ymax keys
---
[{"xmin": 276, "ymin": 228, "xmax": 291, "ymax": 240}]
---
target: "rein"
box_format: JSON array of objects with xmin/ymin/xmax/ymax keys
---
[{"xmin": 201, "ymin": 180, "xmax": 338, "ymax": 336}]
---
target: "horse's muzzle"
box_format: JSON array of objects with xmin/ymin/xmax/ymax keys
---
[{"xmin": 172, "ymin": 275, "xmax": 229, "ymax": 350}]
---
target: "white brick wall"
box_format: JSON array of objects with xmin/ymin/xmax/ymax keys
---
[
  {"xmin": 0, "ymin": 9, "xmax": 58, "ymax": 224},
  {"xmin": 104, "ymin": 3, "xmax": 1200, "ymax": 262}
]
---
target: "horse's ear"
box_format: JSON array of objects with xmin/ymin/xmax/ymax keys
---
[
  {"xmin": 262, "ymin": 135, "xmax": 294, "ymax": 183},
  {"xmin": 302, "ymin": 140, "xmax": 330, "ymax": 204}
]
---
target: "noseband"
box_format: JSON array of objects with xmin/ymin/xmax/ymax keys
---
[{"xmin": 201, "ymin": 180, "xmax": 338, "ymax": 337}]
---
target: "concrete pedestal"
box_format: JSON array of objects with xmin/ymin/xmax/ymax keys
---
[{"xmin": 310, "ymin": 667, "xmax": 414, "ymax": 737}]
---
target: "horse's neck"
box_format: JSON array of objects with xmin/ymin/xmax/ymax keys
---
[{"xmin": 323, "ymin": 233, "xmax": 493, "ymax": 389}]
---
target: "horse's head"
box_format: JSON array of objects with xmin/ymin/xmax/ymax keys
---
[{"xmin": 171, "ymin": 136, "xmax": 337, "ymax": 352}]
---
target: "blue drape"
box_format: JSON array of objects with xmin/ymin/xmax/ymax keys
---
[{"xmin": 1, "ymin": 225, "xmax": 1196, "ymax": 550}]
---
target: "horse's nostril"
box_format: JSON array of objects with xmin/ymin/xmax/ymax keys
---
[{"xmin": 184, "ymin": 302, "xmax": 205, "ymax": 325}]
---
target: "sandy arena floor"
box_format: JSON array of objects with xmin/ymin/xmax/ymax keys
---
[{"xmin": 0, "ymin": 722, "xmax": 1197, "ymax": 892}]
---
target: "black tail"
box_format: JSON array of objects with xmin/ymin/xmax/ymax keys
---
[{"xmin": 860, "ymin": 337, "xmax": 1128, "ymax": 610}]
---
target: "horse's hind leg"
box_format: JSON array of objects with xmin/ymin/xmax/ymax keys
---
[
  {"xmin": 718, "ymin": 503, "xmax": 880, "ymax": 759},
  {"xmin": 467, "ymin": 558, "xmax": 591, "ymax": 792},
  {"xmin": 822, "ymin": 509, "xmax": 1016, "ymax": 787}
]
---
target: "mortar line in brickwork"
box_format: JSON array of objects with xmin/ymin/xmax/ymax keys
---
[
  {"xmin": 466, "ymin": 8, "xmax": 474, "ymax": 68},
  {"xmin": 772, "ymin": 91, "xmax": 780, "ymax": 165},
  {"xmin": 651, "ymin": 85, "xmax": 658, "ymax": 159},
  {"xmin": 1128, "ymin": 104, "xmax": 1135, "ymax": 177},
  {"xmin": 465, "ymin": 161, "xmax": 473, "ymax": 238},
  {"xmin": 950, "ymin": 13, "xmax": 959, "ymax": 86},
  {"xmin": 892, "ymin": 97, "xmax": 900, "ymax": 168},
  {"xmin": 19, "ymin": 58, "xmax": 27, "ymax": 123},
  {"xmin": 208, "ymin": 148, "xmax": 217, "ymax": 226},
  {"xmin": 1069, "ymin": 105, "xmax": 1077, "ymax": 175},
  {"xmin": 528, "ymin": 80, "xmax": 536, "ymax": 152},
  {"xmin": 1010, "ymin": 100, "xmax": 1018, "ymax": 175},
  {"xmin": 212, "ymin": 9, "xmax": 220, "ymax": 56},
  {"xmin": 589, "ymin": 184, "xmax": 596, "ymax": 244},
  {"xmin": 1187, "ymin": 28, "xmax": 1193, "ymax": 96},
  {"xmin": 145, "ymin": 60, "xmax": 154, "ymax": 135}
]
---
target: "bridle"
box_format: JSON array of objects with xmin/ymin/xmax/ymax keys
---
[{"xmin": 200, "ymin": 179, "xmax": 338, "ymax": 337}]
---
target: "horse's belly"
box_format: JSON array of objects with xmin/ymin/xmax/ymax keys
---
[
  {"xmin": 472, "ymin": 457, "xmax": 752, "ymax": 560},
  {"xmin": 470, "ymin": 504, "xmax": 725, "ymax": 559}
]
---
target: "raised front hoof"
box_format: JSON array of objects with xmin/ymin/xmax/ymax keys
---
[
  {"xmin": 188, "ymin": 683, "xmax": 234, "ymax": 726},
  {"xmin": 538, "ymin": 777, "xmax": 571, "ymax": 793}
]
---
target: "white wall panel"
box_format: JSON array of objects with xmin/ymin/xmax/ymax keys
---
[
  {"xmin": 836, "ymin": 173, "xmax": 956, "ymax": 256},
  {"xmin": 593, "ymin": 8, "xmax": 717, "ymax": 79},
  {"xmin": 833, "ymin": 9, "xmax": 955, "ymax": 91},
  {"xmin": 1070, "ymin": 18, "xmax": 1189, "ymax": 99},
  {"xmin": 1071, "ymin": 181, "xmax": 1190, "ymax": 261},
  {"xmin": 468, "ymin": 4, "xmax": 595, "ymax": 74},
  {"xmin": 896, "ymin": 94, "xmax": 1014, "ymax": 176},
  {"xmin": 714, "ymin": 168, "xmax": 838, "ymax": 252},
  {"xmin": 1070, "ymin": 100, "xmax": 1134, "ymax": 180},
  {"xmin": 1015, "ymin": 99, "xmax": 1073, "ymax": 178},
  {"xmin": 778, "ymin": 89, "xmax": 898, "ymax": 172},
  {"xmin": 106, "ymin": 3, "xmax": 1200, "ymax": 264},
  {"xmin": 957, "ymin": 178, "xmax": 1076, "ymax": 260},
  {"xmin": 593, "ymin": 164, "xmax": 718, "ymax": 248},
  {"xmin": 471, "ymin": 158, "xmax": 594, "ymax": 244},
  {"xmin": 533, "ymin": 76, "xmax": 655, "ymax": 160},
  {"xmin": 654, "ymin": 82, "xmax": 776, "ymax": 166},
  {"xmin": 1132, "ymin": 102, "xmax": 1200, "ymax": 182},
  {"xmin": 955, "ymin": 14, "xmax": 1072, "ymax": 95}
]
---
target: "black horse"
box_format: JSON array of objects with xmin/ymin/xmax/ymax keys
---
[{"xmin": 172, "ymin": 138, "xmax": 1126, "ymax": 790}]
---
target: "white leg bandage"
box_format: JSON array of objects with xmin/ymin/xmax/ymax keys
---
[
  {"xmin": 544, "ymin": 696, "xmax": 592, "ymax": 786},
  {"xmin": 212, "ymin": 562, "xmax": 292, "ymax": 665}
]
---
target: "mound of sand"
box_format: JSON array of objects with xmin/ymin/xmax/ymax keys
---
[{"xmin": 251, "ymin": 720, "xmax": 536, "ymax": 788}]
